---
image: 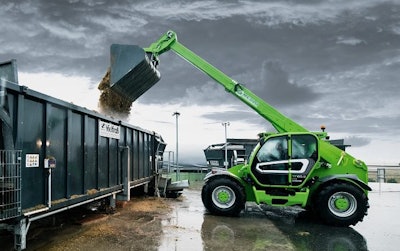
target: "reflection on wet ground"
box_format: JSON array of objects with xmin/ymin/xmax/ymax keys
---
[
  {"xmin": 0, "ymin": 183, "xmax": 398, "ymax": 250},
  {"xmin": 160, "ymin": 185, "xmax": 400, "ymax": 251},
  {"xmin": 201, "ymin": 214, "xmax": 367, "ymax": 251},
  {"xmin": 159, "ymin": 189, "xmax": 205, "ymax": 251}
]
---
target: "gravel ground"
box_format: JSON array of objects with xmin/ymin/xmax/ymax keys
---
[{"xmin": 1, "ymin": 195, "xmax": 173, "ymax": 251}]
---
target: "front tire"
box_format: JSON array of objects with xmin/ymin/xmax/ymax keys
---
[
  {"xmin": 315, "ymin": 182, "xmax": 368, "ymax": 227},
  {"xmin": 201, "ymin": 177, "xmax": 245, "ymax": 216}
]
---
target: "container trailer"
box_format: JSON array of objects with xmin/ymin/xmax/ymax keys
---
[{"xmin": 0, "ymin": 60, "xmax": 166, "ymax": 250}]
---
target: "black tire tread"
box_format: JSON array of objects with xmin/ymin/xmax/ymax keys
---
[
  {"xmin": 315, "ymin": 182, "xmax": 368, "ymax": 227},
  {"xmin": 201, "ymin": 177, "xmax": 246, "ymax": 216}
]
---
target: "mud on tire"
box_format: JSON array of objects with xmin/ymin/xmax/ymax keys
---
[
  {"xmin": 201, "ymin": 177, "xmax": 246, "ymax": 216},
  {"xmin": 315, "ymin": 182, "xmax": 368, "ymax": 227}
]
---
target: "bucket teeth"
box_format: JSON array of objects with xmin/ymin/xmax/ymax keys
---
[{"xmin": 110, "ymin": 44, "xmax": 160, "ymax": 102}]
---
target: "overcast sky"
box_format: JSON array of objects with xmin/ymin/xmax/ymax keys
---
[{"xmin": 1, "ymin": 0, "xmax": 399, "ymax": 165}]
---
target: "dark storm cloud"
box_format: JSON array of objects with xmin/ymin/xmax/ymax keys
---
[
  {"xmin": 1, "ymin": 0, "xmax": 400, "ymax": 135},
  {"xmin": 257, "ymin": 61, "xmax": 317, "ymax": 106},
  {"xmin": 136, "ymin": 0, "xmax": 400, "ymax": 113},
  {"xmin": 1, "ymin": 0, "xmax": 152, "ymax": 79}
]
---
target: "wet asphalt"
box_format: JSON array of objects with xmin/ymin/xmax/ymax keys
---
[
  {"xmin": 1, "ymin": 182, "xmax": 398, "ymax": 250},
  {"xmin": 160, "ymin": 182, "xmax": 400, "ymax": 251}
]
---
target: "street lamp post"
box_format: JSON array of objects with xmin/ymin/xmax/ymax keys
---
[
  {"xmin": 222, "ymin": 122, "xmax": 230, "ymax": 168},
  {"xmin": 173, "ymin": 111, "xmax": 180, "ymax": 180}
]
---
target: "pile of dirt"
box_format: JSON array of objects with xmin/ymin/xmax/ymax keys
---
[
  {"xmin": 28, "ymin": 197, "xmax": 171, "ymax": 251},
  {"xmin": 98, "ymin": 68, "xmax": 132, "ymax": 120}
]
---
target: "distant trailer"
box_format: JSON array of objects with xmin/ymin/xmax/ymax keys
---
[
  {"xmin": 204, "ymin": 138, "xmax": 258, "ymax": 169},
  {"xmin": 0, "ymin": 60, "xmax": 166, "ymax": 250}
]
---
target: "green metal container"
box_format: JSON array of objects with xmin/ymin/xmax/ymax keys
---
[{"xmin": 0, "ymin": 60, "xmax": 166, "ymax": 250}]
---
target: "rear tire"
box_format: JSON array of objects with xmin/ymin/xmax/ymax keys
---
[
  {"xmin": 315, "ymin": 182, "xmax": 368, "ymax": 227},
  {"xmin": 201, "ymin": 177, "xmax": 245, "ymax": 216}
]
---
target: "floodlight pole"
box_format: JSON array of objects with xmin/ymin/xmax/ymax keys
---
[
  {"xmin": 222, "ymin": 122, "xmax": 230, "ymax": 168},
  {"xmin": 173, "ymin": 111, "xmax": 180, "ymax": 180}
]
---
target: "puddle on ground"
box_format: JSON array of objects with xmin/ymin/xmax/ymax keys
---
[
  {"xmin": 159, "ymin": 189, "xmax": 204, "ymax": 251},
  {"xmin": 160, "ymin": 188, "xmax": 368, "ymax": 251}
]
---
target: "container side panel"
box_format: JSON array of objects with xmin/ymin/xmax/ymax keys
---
[
  {"xmin": 150, "ymin": 134, "xmax": 154, "ymax": 176},
  {"xmin": 119, "ymin": 127, "xmax": 126, "ymax": 147},
  {"xmin": 5, "ymin": 92, "xmax": 16, "ymax": 129},
  {"xmin": 68, "ymin": 112, "xmax": 84, "ymax": 196},
  {"xmin": 1, "ymin": 90, "xmax": 17, "ymax": 150},
  {"xmin": 109, "ymin": 138, "xmax": 118, "ymax": 186},
  {"xmin": 84, "ymin": 117, "xmax": 97, "ymax": 190},
  {"xmin": 47, "ymin": 105, "xmax": 67, "ymax": 200},
  {"xmin": 125, "ymin": 128, "xmax": 132, "ymax": 183},
  {"xmin": 149, "ymin": 134, "xmax": 154, "ymax": 176},
  {"xmin": 132, "ymin": 130, "xmax": 139, "ymax": 181},
  {"xmin": 144, "ymin": 134, "xmax": 150, "ymax": 178},
  {"xmin": 138, "ymin": 131, "xmax": 144, "ymax": 179},
  {"xmin": 21, "ymin": 99, "xmax": 45, "ymax": 209},
  {"xmin": 98, "ymin": 136, "xmax": 109, "ymax": 188},
  {"xmin": 117, "ymin": 127, "xmax": 125, "ymax": 185}
]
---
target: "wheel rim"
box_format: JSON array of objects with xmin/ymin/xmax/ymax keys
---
[
  {"xmin": 328, "ymin": 191, "xmax": 357, "ymax": 217},
  {"xmin": 211, "ymin": 185, "xmax": 236, "ymax": 209}
]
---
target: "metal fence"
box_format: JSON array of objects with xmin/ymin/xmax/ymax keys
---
[
  {"xmin": 0, "ymin": 150, "xmax": 22, "ymax": 220},
  {"xmin": 368, "ymin": 165, "xmax": 400, "ymax": 183}
]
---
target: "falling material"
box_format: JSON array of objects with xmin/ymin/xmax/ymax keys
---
[{"xmin": 98, "ymin": 68, "xmax": 132, "ymax": 120}]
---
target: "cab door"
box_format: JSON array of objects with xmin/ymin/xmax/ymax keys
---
[
  {"xmin": 252, "ymin": 135, "xmax": 290, "ymax": 185},
  {"xmin": 289, "ymin": 134, "xmax": 318, "ymax": 185},
  {"xmin": 251, "ymin": 134, "xmax": 318, "ymax": 186}
]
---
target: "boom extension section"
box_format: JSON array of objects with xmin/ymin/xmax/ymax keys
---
[
  {"xmin": 109, "ymin": 31, "xmax": 307, "ymax": 133},
  {"xmin": 109, "ymin": 30, "xmax": 368, "ymax": 171}
]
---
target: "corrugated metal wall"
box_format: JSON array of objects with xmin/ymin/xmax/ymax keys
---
[{"xmin": 1, "ymin": 82, "xmax": 162, "ymax": 213}]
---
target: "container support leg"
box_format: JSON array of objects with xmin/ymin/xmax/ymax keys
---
[
  {"xmin": 105, "ymin": 193, "xmax": 117, "ymax": 214},
  {"xmin": 14, "ymin": 218, "xmax": 30, "ymax": 251},
  {"xmin": 109, "ymin": 193, "xmax": 116, "ymax": 208}
]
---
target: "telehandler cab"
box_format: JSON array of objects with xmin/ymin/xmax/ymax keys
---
[{"xmin": 109, "ymin": 30, "xmax": 370, "ymax": 227}]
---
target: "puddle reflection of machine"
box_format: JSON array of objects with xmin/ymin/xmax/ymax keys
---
[{"xmin": 201, "ymin": 210, "xmax": 368, "ymax": 251}]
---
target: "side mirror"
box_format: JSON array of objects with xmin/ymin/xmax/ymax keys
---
[{"xmin": 259, "ymin": 137, "xmax": 267, "ymax": 146}]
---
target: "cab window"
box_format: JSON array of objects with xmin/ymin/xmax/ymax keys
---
[
  {"xmin": 257, "ymin": 136, "xmax": 288, "ymax": 162},
  {"xmin": 291, "ymin": 134, "xmax": 317, "ymax": 161}
]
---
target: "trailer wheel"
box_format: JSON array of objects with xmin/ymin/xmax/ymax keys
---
[
  {"xmin": 315, "ymin": 182, "xmax": 368, "ymax": 227},
  {"xmin": 202, "ymin": 177, "xmax": 245, "ymax": 217}
]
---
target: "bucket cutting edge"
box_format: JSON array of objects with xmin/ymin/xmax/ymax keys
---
[{"xmin": 110, "ymin": 44, "xmax": 161, "ymax": 102}]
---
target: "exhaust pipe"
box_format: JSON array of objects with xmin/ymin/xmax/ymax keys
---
[{"xmin": 109, "ymin": 44, "xmax": 161, "ymax": 102}]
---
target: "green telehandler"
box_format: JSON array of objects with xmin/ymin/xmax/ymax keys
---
[{"xmin": 109, "ymin": 30, "xmax": 370, "ymax": 227}]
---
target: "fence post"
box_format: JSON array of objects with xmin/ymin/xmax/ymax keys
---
[{"xmin": 377, "ymin": 168, "xmax": 385, "ymax": 183}]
